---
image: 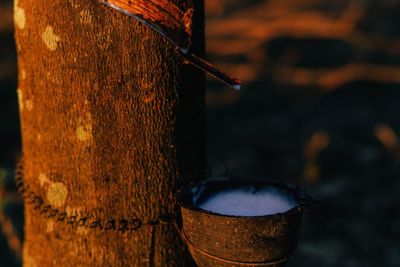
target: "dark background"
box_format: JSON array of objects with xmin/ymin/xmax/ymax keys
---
[{"xmin": 1, "ymin": 0, "xmax": 400, "ymax": 266}]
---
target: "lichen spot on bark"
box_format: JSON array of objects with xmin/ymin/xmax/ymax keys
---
[
  {"xmin": 38, "ymin": 173, "xmax": 50, "ymax": 187},
  {"xmin": 25, "ymin": 99, "xmax": 33, "ymax": 111},
  {"xmin": 79, "ymin": 10, "xmax": 92, "ymax": 24},
  {"xmin": 41, "ymin": 26, "xmax": 60, "ymax": 51},
  {"xmin": 76, "ymin": 124, "xmax": 92, "ymax": 141},
  {"xmin": 46, "ymin": 182, "xmax": 68, "ymax": 208},
  {"xmin": 46, "ymin": 220, "xmax": 54, "ymax": 233},
  {"xmin": 17, "ymin": 89, "xmax": 23, "ymax": 112},
  {"xmin": 76, "ymin": 227, "xmax": 89, "ymax": 235},
  {"xmin": 14, "ymin": 0, "xmax": 26, "ymax": 30}
]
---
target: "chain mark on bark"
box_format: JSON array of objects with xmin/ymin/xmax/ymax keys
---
[{"xmin": 15, "ymin": 158, "xmax": 176, "ymax": 232}]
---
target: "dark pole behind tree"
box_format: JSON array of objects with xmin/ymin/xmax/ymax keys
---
[{"xmin": 14, "ymin": 0, "xmax": 204, "ymax": 265}]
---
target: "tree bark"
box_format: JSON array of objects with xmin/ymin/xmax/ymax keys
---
[{"xmin": 14, "ymin": 0, "xmax": 204, "ymax": 266}]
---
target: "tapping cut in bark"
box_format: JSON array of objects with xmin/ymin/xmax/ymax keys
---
[{"xmin": 102, "ymin": 0, "xmax": 242, "ymax": 89}]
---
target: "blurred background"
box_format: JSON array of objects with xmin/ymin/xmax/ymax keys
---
[{"xmin": 1, "ymin": 0, "xmax": 400, "ymax": 266}]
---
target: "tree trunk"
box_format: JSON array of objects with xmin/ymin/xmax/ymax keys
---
[{"xmin": 14, "ymin": 0, "xmax": 204, "ymax": 265}]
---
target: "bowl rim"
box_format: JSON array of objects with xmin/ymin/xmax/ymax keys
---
[{"xmin": 178, "ymin": 177, "xmax": 314, "ymax": 219}]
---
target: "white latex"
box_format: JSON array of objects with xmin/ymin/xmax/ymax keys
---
[{"xmin": 196, "ymin": 187, "xmax": 295, "ymax": 216}]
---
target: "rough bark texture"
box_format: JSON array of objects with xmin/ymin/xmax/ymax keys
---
[{"xmin": 14, "ymin": 0, "xmax": 204, "ymax": 265}]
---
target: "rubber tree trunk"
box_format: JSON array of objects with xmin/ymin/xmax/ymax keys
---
[{"xmin": 14, "ymin": 0, "xmax": 205, "ymax": 265}]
